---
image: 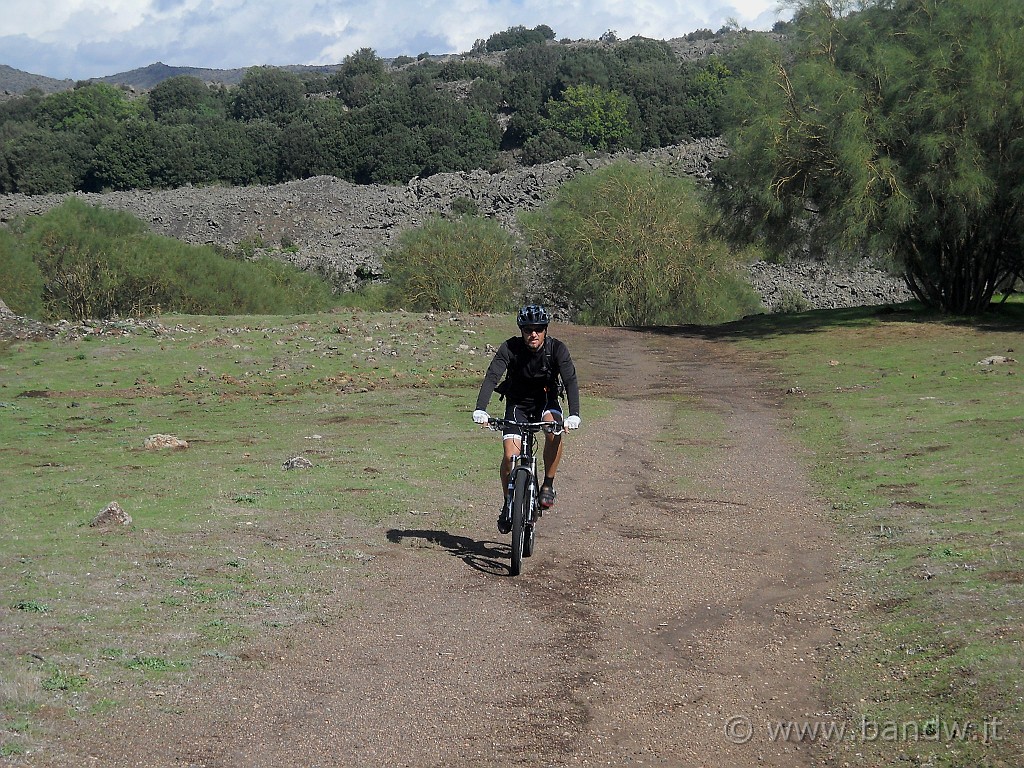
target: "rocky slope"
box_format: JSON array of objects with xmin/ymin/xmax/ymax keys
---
[{"xmin": 0, "ymin": 137, "xmax": 912, "ymax": 314}]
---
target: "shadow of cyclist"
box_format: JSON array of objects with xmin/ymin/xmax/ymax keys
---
[{"xmin": 386, "ymin": 528, "xmax": 511, "ymax": 575}]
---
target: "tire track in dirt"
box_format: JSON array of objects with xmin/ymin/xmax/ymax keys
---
[
  {"xmin": 46, "ymin": 327, "xmax": 841, "ymax": 768},
  {"xmin": 527, "ymin": 326, "xmax": 842, "ymax": 767}
]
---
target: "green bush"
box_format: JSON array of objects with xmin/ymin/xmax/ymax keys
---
[
  {"xmin": 0, "ymin": 229, "xmax": 45, "ymax": 316},
  {"xmin": 520, "ymin": 162, "xmax": 762, "ymax": 326},
  {"xmin": 383, "ymin": 214, "xmax": 520, "ymax": 312},
  {"xmin": 4, "ymin": 199, "xmax": 337, "ymax": 320}
]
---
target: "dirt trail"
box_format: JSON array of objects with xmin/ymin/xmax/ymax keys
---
[{"xmin": 49, "ymin": 327, "xmax": 842, "ymax": 768}]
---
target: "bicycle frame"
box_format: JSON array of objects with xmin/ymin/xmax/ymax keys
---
[{"xmin": 491, "ymin": 418, "xmax": 560, "ymax": 495}]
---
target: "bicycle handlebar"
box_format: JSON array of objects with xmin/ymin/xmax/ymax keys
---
[{"xmin": 485, "ymin": 418, "xmax": 563, "ymax": 435}]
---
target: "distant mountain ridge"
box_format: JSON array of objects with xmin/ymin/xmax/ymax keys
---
[
  {"xmin": 0, "ymin": 60, "xmax": 349, "ymax": 96},
  {"xmin": 1, "ymin": 30, "xmax": 775, "ymax": 97},
  {"xmin": 0, "ymin": 64, "xmax": 75, "ymax": 96},
  {"xmin": 91, "ymin": 61, "xmax": 351, "ymax": 90}
]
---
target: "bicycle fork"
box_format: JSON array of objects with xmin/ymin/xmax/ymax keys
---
[{"xmin": 507, "ymin": 457, "xmax": 538, "ymax": 524}]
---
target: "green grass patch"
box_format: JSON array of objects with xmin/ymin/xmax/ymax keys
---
[
  {"xmin": 723, "ymin": 301, "xmax": 1024, "ymax": 766},
  {"xmin": 40, "ymin": 668, "xmax": 88, "ymax": 692}
]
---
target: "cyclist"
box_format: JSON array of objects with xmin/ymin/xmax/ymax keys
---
[{"xmin": 473, "ymin": 305, "xmax": 581, "ymax": 533}]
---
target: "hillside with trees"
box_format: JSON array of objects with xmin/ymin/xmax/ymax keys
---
[{"xmin": 0, "ymin": 25, "xmax": 750, "ymax": 194}]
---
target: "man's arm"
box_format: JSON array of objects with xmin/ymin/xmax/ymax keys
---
[
  {"xmin": 475, "ymin": 342, "xmax": 512, "ymax": 412},
  {"xmin": 555, "ymin": 341, "xmax": 580, "ymax": 417}
]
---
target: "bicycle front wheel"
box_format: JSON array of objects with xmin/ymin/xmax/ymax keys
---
[{"xmin": 510, "ymin": 470, "xmax": 530, "ymax": 576}]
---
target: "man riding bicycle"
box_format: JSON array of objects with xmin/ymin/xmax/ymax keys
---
[{"xmin": 473, "ymin": 305, "xmax": 581, "ymax": 534}]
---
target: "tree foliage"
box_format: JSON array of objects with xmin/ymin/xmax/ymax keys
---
[
  {"xmin": 546, "ymin": 84, "xmax": 637, "ymax": 151},
  {"xmin": 714, "ymin": 0, "xmax": 1024, "ymax": 314},
  {"xmin": 520, "ymin": 163, "xmax": 762, "ymax": 325},
  {"xmin": 0, "ymin": 29, "xmax": 738, "ymax": 192},
  {"xmin": 484, "ymin": 25, "xmax": 557, "ymax": 52},
  {"xmin": 329, "ymin": 48, "xmax": 389, "ymax": 108},
  {"xmin": 231, "ymin": 66, "xmax": 305, "ymax": 123},
  {"xmin": 148, "ymin": 75, "xmax": 226, "ymax": 122}
]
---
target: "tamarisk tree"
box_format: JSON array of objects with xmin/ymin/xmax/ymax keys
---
[{"xmin": 715, "ymin": 0, "xmax": 1024, "ymax": 314}]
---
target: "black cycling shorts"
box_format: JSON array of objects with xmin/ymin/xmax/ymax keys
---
[{"xmin": 501, "ymin": 395, "xmax": 563, "ymax": 441}]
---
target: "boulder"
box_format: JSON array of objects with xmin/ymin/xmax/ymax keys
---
[
  {"xmin": 144, "ymin": 434, "xmax": 189, "ymax": 450},
  {"xmin": 90, "ymin": 501, "xmax": 132, "ymax": 527}
]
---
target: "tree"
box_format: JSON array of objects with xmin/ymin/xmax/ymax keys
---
[
  {"xmin": 485, "ymin": 24, "xmax": 556, "ymax": 52},
  {"xmin": 278, "ymin": 100, "xmax": 348, "ymax": 179},
  {"xmin": 91, "ymin": 117, "xmax": 158, "ymax": 190},
  {"xmin": 1, "ymin": 126, "xmax": 88, "ymax": 193},
  {"xmin": 714, "ymin": 0, "xmax": 1024, "ymax": 314},
  {"xmin": 231, "ymin": 66, "xmax": 305, "ymax": 123},
  {"xmin": 501, "ymin": 43, "xmax": 565, "ymax": 116},
  {"xmin": 329, "ymin": 48, "xmax": 389, "ymax": 108},
  {"xmin": 148, "ymin": 75, "xmax": 225, "ymax": 122},
  {"xmin": 546, "ymin": 84, "xmax": 637, "ymax": 151},
  {"xmin": 334, "ymin": 78, "xmax": 500, "ymax": 183},
  {"xmin": 35, "ymin": 82, "xmax": 137, "ymax": 131},
  {"xmin": 148, "ymin": 123, "xmax": 207, "ymax": 187}
]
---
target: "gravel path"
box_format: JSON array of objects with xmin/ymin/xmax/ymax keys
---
[{"xmin": 45, "ymin": 326, "xmax": 842, "ymax": 768}]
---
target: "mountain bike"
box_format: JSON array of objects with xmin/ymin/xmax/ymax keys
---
[{"xmin": 486, "ymin": 418, "xmax": 562, "ymax": 576}]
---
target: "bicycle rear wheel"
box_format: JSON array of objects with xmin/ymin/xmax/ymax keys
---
[{"xmin": 510, "ymin": 470, "xmax": 530, "ymax": 576}]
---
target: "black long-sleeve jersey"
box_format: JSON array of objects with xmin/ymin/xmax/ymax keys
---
[{"xmin": 475, "ymin": 335, "xmax": 580, "ymax": 417}]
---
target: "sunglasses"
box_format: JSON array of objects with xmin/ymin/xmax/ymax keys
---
[{"xmin": 521, "ymin": 325, "xmax": 547, "ymax": 334}]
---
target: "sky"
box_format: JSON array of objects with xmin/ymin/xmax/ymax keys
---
[{"xmin": 1, "ymin": 0, "xmax": 792, "ymax": 81}]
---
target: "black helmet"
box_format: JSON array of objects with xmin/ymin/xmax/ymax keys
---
[{"xmin": 517, "ymin": 304, "xmax": 550, "ymax": 328}]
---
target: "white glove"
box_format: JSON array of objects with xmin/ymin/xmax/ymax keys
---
[
  {"xmin": 565, "ymin": 415, "xmax": 581, "ymax": 430},
  {"xmin": 472, "ymin": 409, "xmax": 490, "ymax": 424}
]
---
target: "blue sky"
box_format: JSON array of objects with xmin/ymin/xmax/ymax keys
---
[{"xmin": 0, "ymin": 0, "xmax": 791, "ymax": 81}]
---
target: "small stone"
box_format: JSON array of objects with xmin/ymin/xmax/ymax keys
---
[
  {"xmin": 90, "ymin": 501, "xmax": 132, "ymax": 527},
  {"xmin": 144, "ymin": 434, "xmax": 189, "ymax": 450},
  {"xmin": 283, "ymin": 456, "xmax": 313, "ymax": 470}
]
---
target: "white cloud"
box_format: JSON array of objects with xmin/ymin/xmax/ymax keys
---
[{"xmin": 0, "ymin": 0, "xmax": 789, "ymax": 80}]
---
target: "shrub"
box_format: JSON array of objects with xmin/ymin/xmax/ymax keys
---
[
  {"xmin": 0, "ymin": 229, "xmax": 45, "ymax": 317},
  {"xmin": 4, "ymin": 199, "xmax": 336, "ymax": 319},
  {"xmin": 520, "ymin": 162, "xmax": 762, "ymax": 325},
  {"xmin": 334, "ymin": 284, "xmax": 390, "ymax": 310},
  {"xmin": 450, "ymin": 197, "xmax": 479, "ymax": 217},
  {"xmin": 383, "ymin": 214, "xmax": 520, "ymax": 312},
  {"xmin": 775, "ymin": 287, "xmax": 811, "ymax": 314}
]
